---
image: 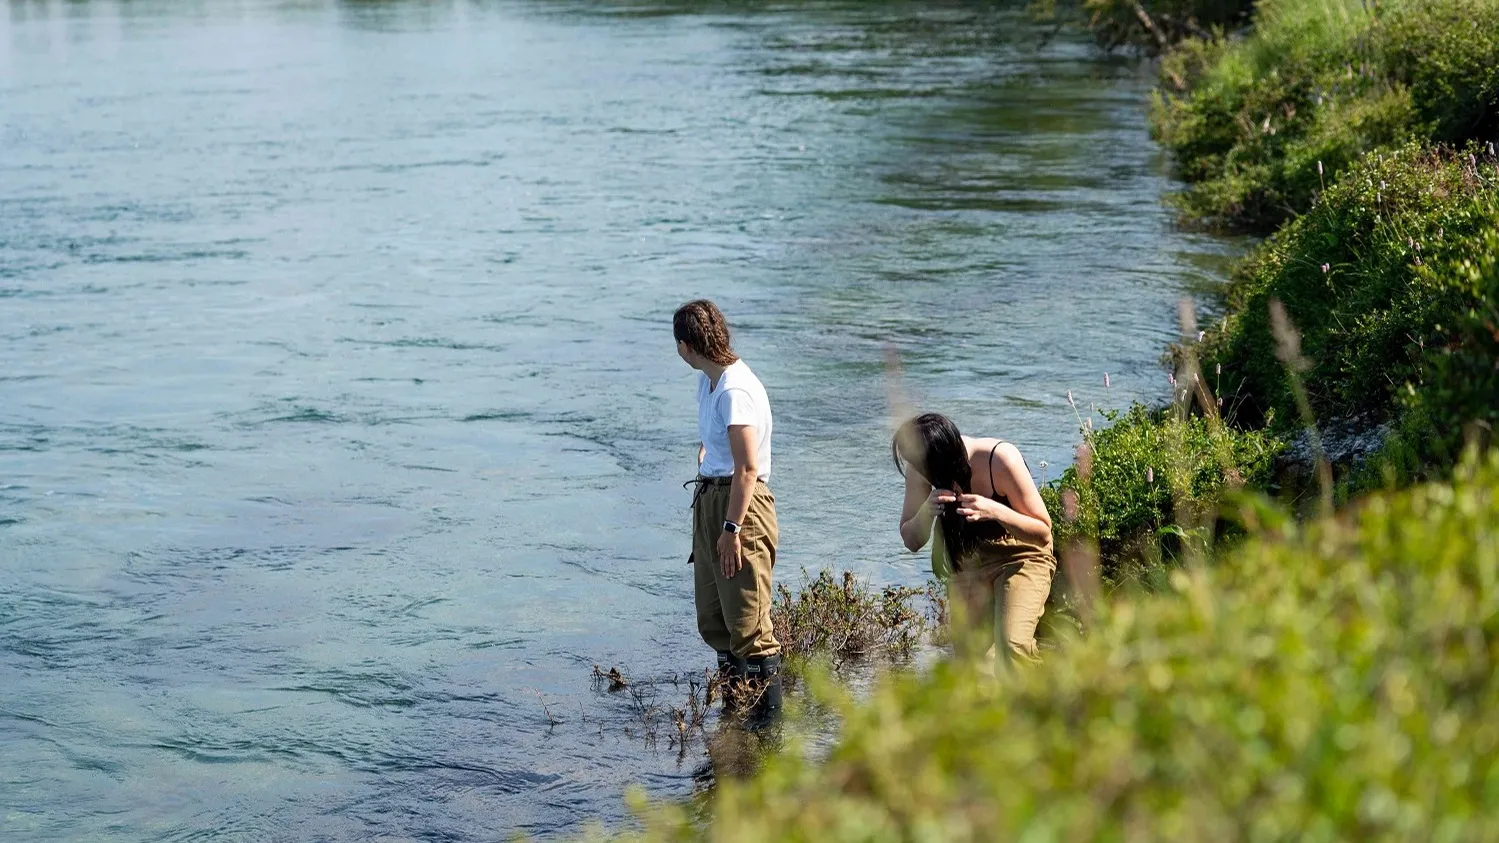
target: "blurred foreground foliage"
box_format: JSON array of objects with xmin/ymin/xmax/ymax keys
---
[{"xmin": 595, "ymin": 450, "xmax": 1499, "ymax": 841}]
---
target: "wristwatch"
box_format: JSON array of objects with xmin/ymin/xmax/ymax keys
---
[{"xmin": 722, "ymin": 520, "xmax": 742, "ymax": 535}]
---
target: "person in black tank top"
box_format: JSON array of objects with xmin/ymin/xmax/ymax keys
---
[{"xmin": 893, "ymin": 413, "xmax": 1056, "ymax": 670}]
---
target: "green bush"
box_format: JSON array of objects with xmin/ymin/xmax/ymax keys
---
[
  {"xmin": 1200, "ymin": 144, "xmax": 1499, "ymax": 432},
  {"xmin": 1369, "ymin": 228, "xmax": 1499, "ymax": 483},
  {"xmin": 1150, "ymin": 0, "xmax": 1499, "ymax": 232},
  {"xmin": 1381, "ymin": 0, "xmax": 1499, "ymax": 143},
  {"xmin": 602, "ymin": 451, "xmax": 1499, "ymax": 842},
  {"xmin": 1042, "ymin": 403, "xmax": 1283, "ymax": 583}
]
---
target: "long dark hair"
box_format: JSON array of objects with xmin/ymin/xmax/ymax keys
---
[{"xmin": 892, "ymin": 413, "xmax": 980, "ymax": 563}]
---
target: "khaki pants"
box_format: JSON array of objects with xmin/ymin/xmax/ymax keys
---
[
  {"xmin": 949, "ymin": 537, "xmax": 1055, "ymax": 671},
  {"xmin": 692, "ymin": 478, "xmax": 779, "ymax": 659}
]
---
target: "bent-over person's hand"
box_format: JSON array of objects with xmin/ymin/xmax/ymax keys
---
[
  {"xmin": 716, "ymin": 530, "xmax": 743, "ymax": 579},
  {"xmin": 927, "ymin": 487, "xmax": 958, "ymax": 515},
  {"xmin": 954, "ymin": 493, "xmax": 1005, "ymax": 522}
]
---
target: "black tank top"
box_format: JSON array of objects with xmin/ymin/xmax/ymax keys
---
[
  {"xmin": 932, "ymin": 440, "xmax": 1028, "ymax": 576},
  {"xmin": 986, "ymin": 441, "xmax": 1012, "ymax": 508}
]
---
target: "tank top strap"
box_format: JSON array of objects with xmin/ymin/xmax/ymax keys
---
[{"xmin": 987, "ymin": 441, "xmax": 1007, "ymax": 505}]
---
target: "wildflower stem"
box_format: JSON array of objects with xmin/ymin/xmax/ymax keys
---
[{"xmin": 1268, "ymin": 298, "xmax": 1334, "ymax": 516}]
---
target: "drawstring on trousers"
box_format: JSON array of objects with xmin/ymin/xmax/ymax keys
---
[{"xmin": 684, "ymin": 475, "xmax": 761, "ymax": 509}]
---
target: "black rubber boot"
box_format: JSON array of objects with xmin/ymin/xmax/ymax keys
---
[
  {"xmin": 743, "ymin": 654, "xmax": 783, "ymax": 729},
  {"xmin": 716, "ymin": 650, "xmax": 747, "ymax": 709}
]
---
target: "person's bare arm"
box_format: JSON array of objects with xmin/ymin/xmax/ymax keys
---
[
  {"xmin": 954, "ymin": 443, "xmax": 1052, "ymax": 546},
  {"xmin": 716, "ymin": 424, "xmax": 758, "ymax": 577},
  {"xmin": 899, "ymin": 469, "xmax": 953, "ymax": 552}
]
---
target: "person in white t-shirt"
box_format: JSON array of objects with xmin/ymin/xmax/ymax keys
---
[{"xmin": 673, "ymin": 299, "xmax": 781, "ymax": 723}]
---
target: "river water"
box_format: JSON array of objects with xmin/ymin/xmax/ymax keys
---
[{"xmin": 0, "ymin": 0, "xmax": 1236, "ymax": 838}]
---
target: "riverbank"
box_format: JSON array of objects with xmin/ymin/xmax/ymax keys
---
[
  {"xmin": 1057, "ymin": 0, "xmax": 1499, "ymax": 579},
  {"xmin": 598, "ymin": 0, "xmax": 1499, "ymax": 837}
]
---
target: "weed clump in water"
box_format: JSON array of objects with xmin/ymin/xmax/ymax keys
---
[{"xmin": 770, "ymin": 569, "xmax": 936, "ymax": 665}]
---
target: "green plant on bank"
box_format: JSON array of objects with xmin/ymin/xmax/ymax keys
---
[
  {"xmin": 1368, "ymin": 227, "xmax": 1499, "ymax": 484},
  {"xmin": 597, "ymin": 450, "xmax": 1499, "ymax": 842},
  {"xmin": 1042, "ymin": 402, "xmax": 1282, "ymax": 585},
  {"xmin": 1199, "ymin": 144, "xmax": 1499, "ymax": 439},
  {"xmin": 1150, "ymin": 0, "xmax": 1499, "ymax": 232}
]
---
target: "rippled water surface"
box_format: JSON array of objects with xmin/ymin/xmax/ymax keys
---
[{"xmin": 1, "ymin": 0, "xmax": 1236, "ymax": 838}]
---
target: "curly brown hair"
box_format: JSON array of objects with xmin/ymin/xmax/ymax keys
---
[{"xmin": 673, "ymin": 299, "xmax": 739, "ymax": 367}]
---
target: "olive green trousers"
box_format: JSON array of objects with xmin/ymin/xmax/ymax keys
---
[{"xmin": 691, "ymin": 478, "xmax": 780, "ymax": 659}]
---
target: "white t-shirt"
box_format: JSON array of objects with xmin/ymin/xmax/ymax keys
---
[{"xmin": 697, "ymin": 360, "xmax": 773, "ymax": 479}]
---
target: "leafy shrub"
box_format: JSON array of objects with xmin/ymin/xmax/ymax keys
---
[
  {"xmin": 770, "ymin": 569, "xmax": 935, "ymax": 662},
  {"xmin": 1369, "ymin": 228, "xmax": 1499, "ymax": 482},
  {"xmin": 1200, "ymin": 144, "xmax": 1499, "ymax": 431},
  {"xmin": 1149, "ymin": 0, "xmax": 1402, "ymax": 230},
  {"xmin": 1150, "ymin": 0, "xmax": 1499, "ymax": 232},
  {"xmin": 1380, "ymin": 0, "xmax": 1499, "ymax": 143},
  {"xmin": 603, "ymin": 452, "xmax": 1499, "ymax": 842},
  {"xmin": 1042, "ymin": 403, "xmax": 1283, "ymax": 584}
]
